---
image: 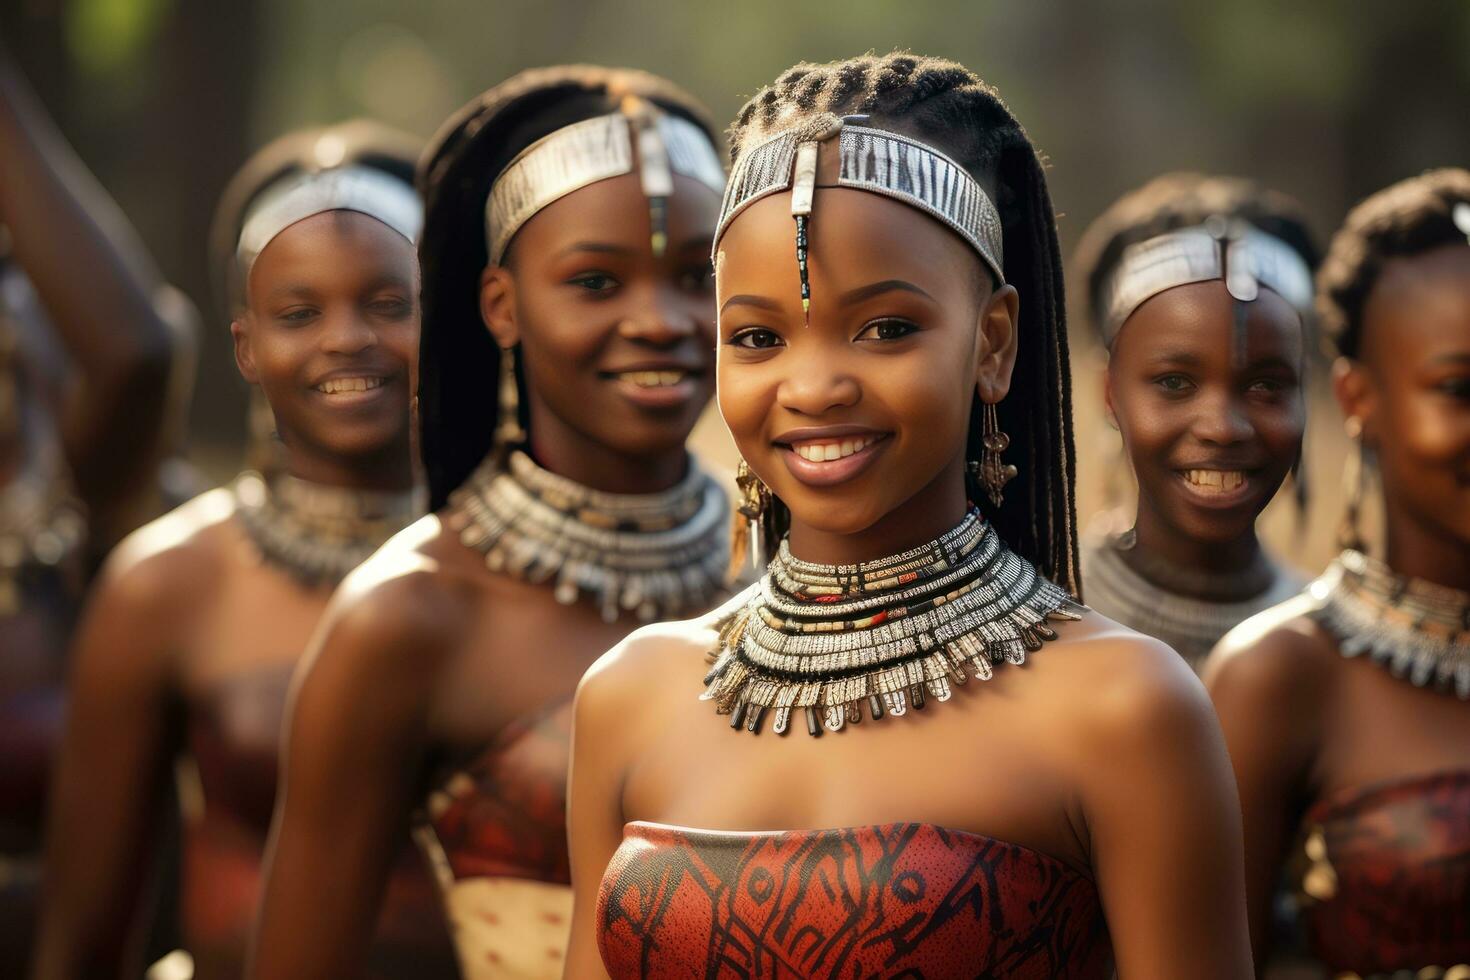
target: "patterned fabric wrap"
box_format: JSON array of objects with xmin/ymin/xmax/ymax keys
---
[
  {"xmin": 1298, "ymin": 770, "xmax": 1470, "ymax": 974},
  {"xmin": 598, "ymin": 821, "xmax": 1113, "ymax": 978}
]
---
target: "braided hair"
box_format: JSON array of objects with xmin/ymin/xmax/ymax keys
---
[
  {"xmin": 1317, "ymin": 167, "xmax": 1470, "ymax": 360},
  {"xmin": 1073, "ymin": 172, "xmax": 1320, "ymax": 346},
  {"xmin": 727, "ymin": 53, "xmax": 1080, "ymax": 595},
  {"xmin": 416, "ymin": 65, "xmax": 720, "ymax": 511}
]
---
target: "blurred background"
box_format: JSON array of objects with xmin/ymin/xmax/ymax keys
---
[{"xmin": 3, "ymin": 0, "xmax": 1468, "ymax": 572}]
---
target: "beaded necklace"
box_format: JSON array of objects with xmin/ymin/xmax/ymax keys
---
[
  {"xmin": 450, "ymin": 450, "xmax": 728, "ymax": 623},
  {"xmin": 703, "ymin": 508, "xmax": 1084, "ymax": 737},
  {"xmin": 231, "ymin": 470, "xmax": 421, "ymax": 588},
  {"xmin": 1309, "ymin": 549, "xmax": 1470, "ymax": 699}
]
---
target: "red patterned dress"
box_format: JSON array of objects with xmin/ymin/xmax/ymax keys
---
[
  {"xmin": 1296, "ymin": 769, "xmax": 1470, "ymax": 976},
  {"xmin": 598, "ymin": 821, "xmax": 1113, "ymax": 978}
]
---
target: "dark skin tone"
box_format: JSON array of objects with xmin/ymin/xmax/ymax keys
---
[
  {"xmin": 1205, "ymin": 243, "xmax": 1470, "ymax": 973},
  {"xmin": 30, "ymin": 212, "xmax": 443, "ymax": 980},
  {"xmin": 564, "ymin": 142, "xmax": 1254, "ymax": 980},
  {"xmin": 1105, "ymin": 282, "xmax": 1305, "ymax": 592},
  {"xmin": 0, "ymin": 52, "xmax": 190, "ymax": 975},
  {"xmin": 249, "ymin": 170, "xmax": 721, "ymax": 979}
]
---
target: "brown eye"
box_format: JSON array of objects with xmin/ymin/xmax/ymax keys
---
[
  {"xmin": 730, "ymin": 327, "xmax": 783, "ymax": 350},
  {"xmin": 568, "ymin": 272, "xmax": 619, "ymax": 292},
  {"xmin": 855, "ymin": 318, "xmax": 919, "ymax": 341}
]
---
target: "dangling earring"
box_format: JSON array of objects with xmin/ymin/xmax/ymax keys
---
[
  {"xmin": 730, "ymin": 459, "xmax": 771, "ymax": 574},
  {"xmin": 493, "ymin": 344, "xmax": 527, "ymax": 456},
  {"xmin": 1338, "ymin": 416, "xmax": 1366, "ymax": 553},
  {"xmin": 971, "ymin": 401, "xmax": 1018, "ymax": 509}
]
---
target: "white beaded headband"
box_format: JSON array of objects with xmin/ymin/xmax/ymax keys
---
[
  {"xmin": 1098, "ymin": 218, "xmax": 1313, "ymax": 345},
  {"xmin": 236, "ymin": 165, "xmax": 421, "ymax": 281},
  {"xmin": 715, "ymin": 115, "xmax": 1006, "ymax": 323},
  {"xmin": 484, "ymin": 109, "xmax": 726, "ymax": 266}
]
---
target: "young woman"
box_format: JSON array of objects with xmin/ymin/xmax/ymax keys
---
[
  {"xmin": 565, "ymin": 54, "xmax": 1253, "ymax": 979},
  {"xmin": 0, "ymin": 52, "xmax": 190, "ymax": 974},
  {"xmin": 1073, "ymin": 173, "xmax": 1318, "ymax": 670},
  {"xmin": 1206, "ymin": 169, "xmax": 1470, "ymax": 977},
  {"xmin": 30, "ymin": 124, "xmax": 457, "ymax": 980},
  {"xmin": 250, "ymin": 67, "xmax": 730, "ymax": 980}
]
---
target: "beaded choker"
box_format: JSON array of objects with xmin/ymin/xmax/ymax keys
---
[
  {"xmin": 702, "ymin": 509, "xmax": 1084, "ymax": 737},
  {"xmin": 231, "ymin": 471, "xmax": 422, "ymax": 588},
  {"xmin": 1308, "ymin": 549, "xmax": 1470, "ymax": 700},
  {"xmin": 450, "ymin": 450, "xmax": 728, "ymax": 623}
]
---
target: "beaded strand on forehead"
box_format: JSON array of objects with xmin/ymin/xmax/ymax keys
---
[{"xmin": 724, "ymin": 53, "xmax": 1080, "ymax": 596}]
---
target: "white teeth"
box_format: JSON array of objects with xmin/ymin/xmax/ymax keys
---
[
  {"xmin": 317, "ymin": 376, "xmax": 385, "ymax": 394},
  {"xmin": 793, "ymin": 436, "xmax": 876, "ymax": 462},
  {"xmin": 621, "ymin": 370, "xmax": 686, "ymax": 388},
  {"xmin": 1185, "ymin": 469, "xmax": 1245, "ymax": 491}
]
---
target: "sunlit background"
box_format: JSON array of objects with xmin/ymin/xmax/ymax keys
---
[{"xmin": 5, "ymin": 0, "xmax": 1469, "ymax": 571}]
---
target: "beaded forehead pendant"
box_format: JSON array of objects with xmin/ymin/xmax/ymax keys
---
[
  {"xmin": 715, "ymin": 114, "xmax": 1006, "ymax": 328},
  {"xmin": 484, "ymin": 100, "xmax": 726, "ymax": 266}
]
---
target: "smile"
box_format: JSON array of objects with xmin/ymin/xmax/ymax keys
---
[
  {"xmin": 617, "ymin": 370, "xmax": 689, "ymax": 388},
  {"xmin": 790, "ymin": 434, "xmax": 880, "ymax": 462},
  {"xmin": 315, "ymin": 376, "xmax": 386, "ymax": 395},
  {"xmin": 1182, "ymin": 469, "xmax": 1246, "ymax": 493}
]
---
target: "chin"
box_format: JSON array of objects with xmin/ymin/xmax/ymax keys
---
[{"xmin": 779, "ymin": 492, "xmax": 892, "ymax": 538}]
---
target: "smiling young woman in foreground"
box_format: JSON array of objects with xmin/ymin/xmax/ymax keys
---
[{"xmin": 563, "ymin": 53, "xmax": 1253, "ymax": 980}]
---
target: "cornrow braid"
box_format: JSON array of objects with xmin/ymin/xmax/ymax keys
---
[
  {"xmin": 728, "ymin": 52, "xmax": 1081, "ymax": 597},
  {"xmin": 1073, "ymin": 172, "xmax": 1320, "ymax": 346},
  {"xmin": 415, "ymin": 66, "xmax": 720, "ymax": 511},
  {"xmin": 1317, "ymin": 167, "xmax": 1470, "ymax": 360}
]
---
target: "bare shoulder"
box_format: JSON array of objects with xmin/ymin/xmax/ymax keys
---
[
  {"xmin": 1201, "ymin": 593, "xmax": 1339, "ymax": 713},
  {"xmin": 90, "ymin": 487, "xmax": 238, "ymax": 613}
]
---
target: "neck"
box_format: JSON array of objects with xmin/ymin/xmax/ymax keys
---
[
  {"xmin": 785, "ymin": 456, "xmax": 970, "ymax": 566},
  {"xmin": 1382, "ymin": 505, "xmax": 1470, "ymax": 593},
  {"xmin": 279, "ymin": 439, "xmax": 415, "ymax": 495},
  {"xmin": 1130, "ymin": 500, "xmax": 1266, "ymax": 582},
  {"xmin": 526, "ymin": 407, "xmax": 689, "ymax": 495}
]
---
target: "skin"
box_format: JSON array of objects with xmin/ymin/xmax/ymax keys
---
[
  {"xmin": 248, "ymin": 168, "xmax": 721, "ymax": 979},
  {"xmin": 564, "ymin": 143, "xmax": 1254, "ymax": 979},
  {"xmin": 30, "ymin": 211, "xmax": 451, "ymax": 980},
  {"xmin": 0, "ymin": 52, "xmax": 189, "ymax": 975},
  {"xmin": 1205, "ymin": 242, "xmax": 1470, "ymax": 972}
]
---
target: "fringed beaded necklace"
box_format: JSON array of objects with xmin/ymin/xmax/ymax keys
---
[
  {"xmin": 702, "ymin": 508, "xmax": 1084, "ymax": 737},
  {"xmin": 450, "ymin": 450, "xmax": 728, "ymax": 623},
  {"xmin": 1308, "ymin": 549, "xmax": 1470, "ymax": 700},
  {"xmin": 231, "ymin": 470, "xmax": 422, "ymax": 588}
]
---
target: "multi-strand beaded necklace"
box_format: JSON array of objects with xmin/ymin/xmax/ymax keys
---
[
  {"xmin": 450, "ymin": 450, "xmax": 728, "ymax": 623},
  {"xmin": 232, "ymin": 470, "xmax": 422, "ymax": 588},
  {"xmin": 703, "ymin": 508, "xmax": 1084, "ymax": 737},
  {"xmin": 1309, "ymin": 548, "xmax": 1470, "ymax": 700}
]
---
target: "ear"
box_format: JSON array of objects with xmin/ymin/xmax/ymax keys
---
[
  {"xmin": 1101, "ymin": 361, "xmax": 1119, "ymax": 430},
  {"xmin": 973, "ymin": 283, "xmax": 1020, "ymax": 403},
  {"xmin": 1331, "ymin": 355, "xmax": 1375, "ymax": 441},
  {"xmin": 479, "ymin": 265, "xmax": 518, "ymax": 349},
  {"xmin": 230, "ymin": 316, "xmax": 259, "ymax": 385}
]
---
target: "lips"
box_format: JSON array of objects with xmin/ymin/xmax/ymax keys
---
[
  {"xmin": 1182, "ymin": 468, "xmax": 1246, "ymax": 492},
  {"xmin": 790, "ymin": 434, "xmax": 881, "ymax": 462},
  {"xmin": 774, "ymin": 428, "xmax": 891, "ymax": 488},
  {"xmin": 602, "ymin": 365, "xmax": 706, "ymax": 409},
  {"xmin": 315, "ymin": 376, "xmax": 386, "ymax": 395},
  {"xmin": 1171, "ymin": 466, "xmax": 1264, "ymax": 509},
  {"xmin": 616, "ymin": 370, "xmax": 691, "ymax": 388}
]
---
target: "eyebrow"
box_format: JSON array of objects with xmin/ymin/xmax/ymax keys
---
[
  {"xmin": 720, "ymin": 293, "xmax": 783, "ymax": 316},
  {"xmin": 839, "ymin": 279, "xmax": 936, "ymax": 306},
  {"xmin": 558, "ymin": 241, "xmax": 634, "ymax": 257},
  {"xmin": 265, "ymin": 283, "xmax": 319, "ymax": 303}
]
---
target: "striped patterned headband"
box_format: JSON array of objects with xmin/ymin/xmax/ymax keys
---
[
  {"xmin": 485, "ymin": 106, "xmax": 726, "ymax": 266},
  {"xmin": 715, "ymin": 115, "xmax": 1005, "ymax": 324},
  {"xmin": 1097, "ymin": 218, "xmax": 1314, "ymax": 345}
]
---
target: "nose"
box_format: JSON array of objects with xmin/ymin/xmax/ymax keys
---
[
  {"xmin": 776, "ymin": 344, "xmax": 861, "ymax": 417},
  {"xmin": 1191, "ymin": 389, "xmax": 1255, "ymax": 446},
  {"xmin": 618, "ymin": 283, "xmax": 707, "ymax": 346},
  {"xmin": 320, "ymin": 307, "xmax": 378, "ymax": 356}
]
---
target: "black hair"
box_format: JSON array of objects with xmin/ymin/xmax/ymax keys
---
[
  {"xmin": 727, "ymin": 52, "xmax": 1080, "ymax": 595},
  {"xmin": 416, "ymin": 65, "xmax": 720, "ymax": 511},
  {"xmin": 1073, "ymin": 172, "xmax": 1320, "ymax": 346},
  {"xmin": 1317, "ymin": 167, "xmax": 1470, "ymax": 360},
  {"xmin": 207, "ymin": 119, "xmax": 421, "ymax": 319}
]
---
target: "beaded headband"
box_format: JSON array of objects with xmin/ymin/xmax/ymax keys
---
[
  {"xmin": 236, "ymin": 165, "xmax": 421, "ymax": 281},
  {"xmin": 1097, "ymin": 218, "xmax": 1313, "ymax": 345},
  {"xmin": 715, "ymin": 116, "xmax": 1006, "ymax": 324},
  {"xmin": 485, "ymin": 107, "xmax": 725, "ymax": 266}
]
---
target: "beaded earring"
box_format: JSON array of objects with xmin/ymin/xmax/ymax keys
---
[
  {"xmin": 1338, "ymin": 415, "xmax": 1366, "ymax": 552},
  {"xmin": 973, "ymin": 401, "xmax": 1018, "ymax": 508},
  {"xmin": 493, "ymin": 344, "xmax": 527, "ymax": 456},
  {"xmin": 730, "ymin": 458, "xmax": 771, "ymax": 573}
]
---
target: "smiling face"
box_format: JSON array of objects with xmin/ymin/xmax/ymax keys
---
[
  {"xmin": 1105, "ymin": 281, "xmax": 1305, "ymax": 545},
  {"xmin": 482, "ymin": 171, "xmax": 721, "ymax": 472},
  {"xmin": 1342, "ymin": 243, "xmax": 1470, "ymax": 551},
  {"xmin": 716, "ymin": 180, "xmax": 1018, "ymax": 560},
  {"xmin": 232, "ymin": 209, "xmax": 418, "ymax": 478}
]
